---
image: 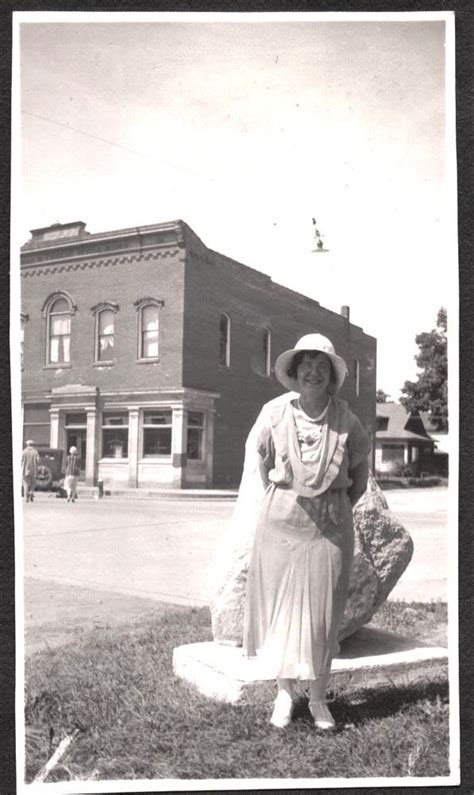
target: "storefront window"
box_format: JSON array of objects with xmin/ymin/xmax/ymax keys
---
[
  {"xmin": 187, "ymin": 412, "xmax": 204, "ymax": 460},
  {"xmin": 102, "ymin": 412, "xmax": 129, "ymax": 458},
  {"xmin": 143, "ymin": 410, "xmax": 172, "ymax": 456}
]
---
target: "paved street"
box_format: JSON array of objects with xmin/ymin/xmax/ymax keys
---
[
  {"xmin": 383, "ymin": 487, "xmax": 450, "ymax": 602},
  {"xmin": 21, "ymin": 486, "xmax": 451, "ymax": 653},
  {"xmin": 23, "ymin": 495, "xmax": 232, "ymax": 608}
]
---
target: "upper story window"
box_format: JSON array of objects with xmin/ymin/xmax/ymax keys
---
[
  {"xmin": 134, "ymin": 298, "xmax": 164, "ymax": 361},
  {"xmin": 252, "ymin": 326, "xmax": 272, "ymax": 376},
  {"xmin": 263, "ymin": 328, "xmax": 271, "ymax": 376},
  {"xmin": 91, "ymin": 302, "xmax": 118, "ymax": 363},
  {"xmin": 42, "ymin": 292, "xmax": 77, "ymax": 366},
  {"xmin": 219, "ymin": 314, "xmax": 231, "ymax": 367},
  {"xmin": 20, "ymin": 313, "xmax": 28, "ymax": 370},
  {"xmin": 354, "ymin": 358, "xmax": 360, "ymax": 397},
  {"xmin": 142, "ymin": 306, "xmax": 159, "ymax": 358}
]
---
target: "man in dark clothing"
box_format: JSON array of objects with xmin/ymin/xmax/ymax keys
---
[{"xmin": 21, "ymin": 440, "xmax": 39, "ymax": 503}]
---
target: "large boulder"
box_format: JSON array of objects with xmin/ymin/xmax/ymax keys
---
[
  {"xmin": 210, "ymin": 473, "xmax": 414, "ymax": 646},
  {"xmin": 339, "ymin": 472, "xmax": 414, "ymax": 639}
]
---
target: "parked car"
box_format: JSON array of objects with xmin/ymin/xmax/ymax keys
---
[{"xmin": 35, "ymin": 447, "xmax": 66, "ymax": 491}]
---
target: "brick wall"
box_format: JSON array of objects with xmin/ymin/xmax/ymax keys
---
[
  {"xmin": 181, "ymin": 228, "xmax": 376, "ymax": 486},
  {"xmin": 21, "ymin": 219, "xmax": 376, "ymax": 488},
  {"xmin": 21, "ymin": 245, "xmax": 186, "ymax": 396}
]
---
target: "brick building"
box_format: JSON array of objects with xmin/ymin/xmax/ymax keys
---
[{"xmin": 20, "ymin": 219, "xmax": 377, "ymax": 489}]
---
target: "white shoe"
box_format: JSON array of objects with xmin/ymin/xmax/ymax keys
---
[
  {"xmin": 309, "ymin": 701, "xmax": 335, "ymax": 731},
  {"xmin": 270, "ymin": 691, "xmax": 293, "ymax": 729}
]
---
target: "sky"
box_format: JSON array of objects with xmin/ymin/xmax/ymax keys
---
[{"xmin": 16, "ymin": 13, "xmax": 456, "ymax": 399}]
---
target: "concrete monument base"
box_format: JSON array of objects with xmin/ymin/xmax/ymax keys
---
[{"xmin": 173, "ymin": 627, "xmax": 448, "ymax": 703}]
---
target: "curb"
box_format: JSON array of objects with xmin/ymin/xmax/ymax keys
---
[{"xmin": 77, "ymin": 487, "xmax": 239, "ymax": 501}]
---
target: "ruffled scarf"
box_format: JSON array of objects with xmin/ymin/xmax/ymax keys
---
[{"xmin": 268, "ymin": 397, "xmax": 350, "ymax": 498}]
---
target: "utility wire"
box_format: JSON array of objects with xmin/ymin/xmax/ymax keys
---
[{"xmin": 21, "ymin": 109, "xmax": 214, "ymax": 182}]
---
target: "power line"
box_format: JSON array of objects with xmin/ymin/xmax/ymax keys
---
[{"xmin": 21, "ymin": 109, "xmax": 213, "ymax": 181}]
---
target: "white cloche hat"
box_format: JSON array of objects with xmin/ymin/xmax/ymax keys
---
[{"xmin": 275, "ymin": 333, "xmax": 348, "ymax": 394}]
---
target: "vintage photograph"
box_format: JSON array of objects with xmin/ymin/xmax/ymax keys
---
[{"xmin": 12, "ymin": 10, "xmax": 458, "ymax": 791}]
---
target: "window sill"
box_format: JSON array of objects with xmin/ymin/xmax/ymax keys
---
[
  {"xmin": 136, "ymin": 358, "xmax": 160, "ymax": 364},
  {"xmin": 93, "ymin": 360, "xmax": 115, "ymax": 367},
  {"xmin": 99, "ymin": 458, "xmax": 129, "ymax": 463},
  {"xmin": 43, "ymin": 363, "xmax": 72, "ymax": 370}
]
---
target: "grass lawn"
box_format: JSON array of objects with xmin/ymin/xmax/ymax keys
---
[{"xmin": 24, "ymin": 601, "xmax": 449, "ymax": 783}]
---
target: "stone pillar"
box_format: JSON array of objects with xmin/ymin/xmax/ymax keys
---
[
  {"xmin": 50, "ymin": 410, "xmax": 60, "ymax": 448},
  {"xmin": 172, "ymin": 407, "xmax": 187, "ymax": 488},
  {"xmin": 404, "ymin": 445, "xmax": 409, "ymax": 464},
  {"xmin": 85, "ymin": 409, "xmax": 98, "ymax": 486},
  {"xmin": 205, "ymin": 409, "xmax": 215, "ymax": 487},
  {"xmin": 128, "ymin": 408, "xmax": 140, "ymax": 488}
]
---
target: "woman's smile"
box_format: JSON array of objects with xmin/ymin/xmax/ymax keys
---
[{"xmin": 296, "ymin": 353, "xmax": 332, "ymax": 394}]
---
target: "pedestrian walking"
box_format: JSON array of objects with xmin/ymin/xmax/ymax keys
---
[
  {"xmin": 21, "ymin": 439, "xmax": 39, "ymax": 503},
  {"xmin": 64, "ymin": 446, "xmax": 80, "ymax": 503},
  {"xmin": 242, "ymin": 333, "xmax": 370, "ymax": 730}
]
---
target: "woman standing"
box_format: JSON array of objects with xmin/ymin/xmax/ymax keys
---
[
  {"xmin": 64, "ymin": 445, "xmax": 80, "ymax": 503},
  {"xmin": 243, "ymin": 333, "xmax": 369, "ymax": 730}
]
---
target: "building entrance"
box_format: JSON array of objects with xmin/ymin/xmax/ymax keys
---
[{"xmin": 66, "ymin": 428, "xmax": 87, "ymax": 480}]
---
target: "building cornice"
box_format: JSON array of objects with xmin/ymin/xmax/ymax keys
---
[
  {"xmin": 20, "ymin": 247, "xmax": 181, "ymax": 277},
  {"xmin": 22, "ymin": 386, "xmax": 221, "ymax": 403},
  {"xmin": 99, "ymin": 387, "xmax": 221, "ymax": 400},
  {"xmin": 21, "ymin": 219, "xmax": 183, "ymax": 253}
]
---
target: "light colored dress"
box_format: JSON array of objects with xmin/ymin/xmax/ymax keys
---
[
  {"xmin": 243, "ymin": 394, "xmax": 369, "ymax": 680},
  {"xmin": 64, "ymin": 453, "xmax": 80, "ymax": 500}
]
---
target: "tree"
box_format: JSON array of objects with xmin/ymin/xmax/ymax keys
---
[
  {"xmin": 400, "ymin": 308, "xmax": 448, "ymax": 431},
  {"xmin": 376, "ymin": 389, "xmax": 392, "ymax": 403}
]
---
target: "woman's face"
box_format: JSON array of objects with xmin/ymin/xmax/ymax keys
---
[{"xmin": 296, "ymin": 352, "xmax": 332, "ymax": 398}]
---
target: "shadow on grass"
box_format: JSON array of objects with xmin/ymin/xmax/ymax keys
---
[
  {"xmin": 23, "ymin": 604, "xmax": 451, "ymax": 781},
  {"xmin": 292, "ymin": 677, "xmax": 449, "ymax": 730}
]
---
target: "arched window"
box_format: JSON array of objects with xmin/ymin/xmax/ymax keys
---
[
  {"xmin": 134, "ymin": 298, "xmax": 164, "ymax": 360},
  {"xmin": 20, "ymin": 313, "xmax": 29, "ymax": 370},
  {"xmin": 354, "ymin": 357, "xmax": 360, "ymax": 397},
  {"xmin": 98, "ymin": 310, "xmax": 114, "ymax": 360},
  {"xmin": 252, "ymin": 326, "xmax": 272, "ymax": 376},
  {"xmin": 262, "ymin": 328, "xmax": 271, "ymax": 376},
  {"xmin": 219, "ymin": 314, "xmax": 231, "ymax": 367},
  {"xmin": 42, "ymin": 293, "xmax": 76, "ymax": 365},
  {"xmin": 91, "ymin": 302, "xmax": 118, "ymax": 363}
]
